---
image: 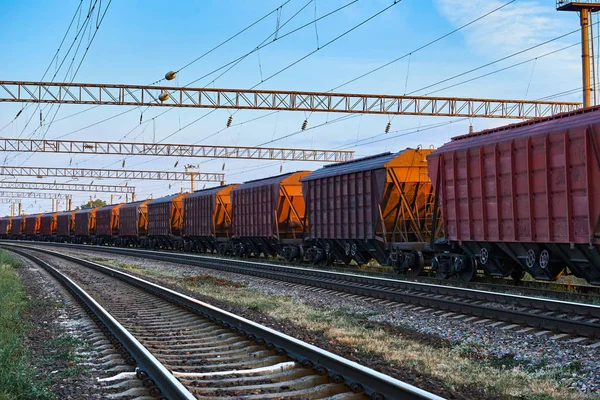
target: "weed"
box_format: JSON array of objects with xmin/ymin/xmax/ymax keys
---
[
  {"xmin": 182, "ymin": 275, "xmax": 247, "ymax": 288},
  {"xmin": 0, "ymin": 250, "xmax": 53, "ymax": 399}
]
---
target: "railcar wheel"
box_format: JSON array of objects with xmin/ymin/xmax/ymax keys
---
[{"xmin": 455, "ymin": 256, "xmax": 476, "ymax": 282}]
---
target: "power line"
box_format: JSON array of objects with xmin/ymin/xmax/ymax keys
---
[{"xmin": 329, "ymin": 0, "xmax": 517, "ymax": 92}]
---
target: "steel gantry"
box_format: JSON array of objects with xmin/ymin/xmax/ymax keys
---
[
  {"xmin": 0, "ymin": 80, "xmax": 582, "ymax": 119},
  {"xmin": 0, "ymin": 181, "xmax": 135, "ymax": 194},
  {"xmin": 0, "ymin": 191, "xmax": 73, "ymax": 200},
  {"xmin": 0, "ymin": 138, "xmax": 353, "ymax": 162},
  {"xmin": 0, "ymin": 166, "xmax": 225, "ymax": 183}
]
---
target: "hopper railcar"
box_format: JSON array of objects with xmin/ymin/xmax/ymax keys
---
[
  {"xmin": 428, "ymin": 106, "xmax": 600, "ymax": 284},
  {"xmin": 0, "ymin": 217, "xmax": 12, "ymax": 239},
  {"xmin": 147, "ymin": 193, "xmax": 190, "ymax": 249},
  {"xmin": 301, "ymin": 149, "xmax": 440, "ymax": 273},
  {"xmin": 183, "ymin": 184, "xmax": 238, "ymax": 254},
  {"xmin": 96, "ymin": 204, "xmax": 124, "ymax": 245},
  {"xmin": 118, "ymin": 200, "xmax": 150, "ymax": 247},
  {"xmin": 56, "ymin": 210, "xmax": 76, "ymax": 242},
  {"xmin": 39, "ymin": 212, "xmax": 59, "ymax": 240},
  {"xmin": 231, "ymin": 172, "xmax": 310, "ymax": 259},
  {"xmin": 74, "ymin": 208, "xmax": 98, "ymax": 244}
]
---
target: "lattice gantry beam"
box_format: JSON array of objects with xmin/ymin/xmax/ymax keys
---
[
  {"xmin": 0, "ymin": 181, "xmax": 135, "ymax": 193},
  {"xmin": 0, "ymin": 191, "xmax": 72, "ymax": 200},
  {"xmin": 0, "ymin": 138, "xmax": 353, "ymax": 162},
  {"xmin": 0, "ymin": 80, "xmax": 582, "ymax": 119},
  {"xmin": 0, "ymin": 166, "xmax": 225, "ymax": 182}
]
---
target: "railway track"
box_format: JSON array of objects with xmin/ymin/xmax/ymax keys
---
[
  {"xmin": 6, "ymin": 241, "xmax": 600, "ymax": 341},
  {"xmin": 5, "ymin": 244, "xmax": 440, "ymax": 400}
]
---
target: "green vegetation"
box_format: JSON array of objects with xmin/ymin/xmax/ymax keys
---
[
  {"xmin": 0, "ymin": 250, "xmax": 53, "ymax": 400},
  {"xmin": 77, "ymin": 198, "xmax": 107, "ymax": 210}
]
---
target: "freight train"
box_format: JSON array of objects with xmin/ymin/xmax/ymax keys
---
[{"xmin": 1, "ymin": 106, "xmax": 599, "ymax": 285}]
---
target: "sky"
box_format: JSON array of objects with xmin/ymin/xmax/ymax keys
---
[{"xmin": 0, "ymin": 0, "xmax": 592, "ymax": 214}]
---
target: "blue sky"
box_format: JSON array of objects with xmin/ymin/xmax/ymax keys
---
[{"xmin": 0, "ymin": 0, "xmax": 589, "ymax": 213}]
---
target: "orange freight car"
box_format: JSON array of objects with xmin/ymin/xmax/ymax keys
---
[
  {"xmin": 96, "ymin": 204, "xmax": 124, "ymax": 244},
  {"xmin": 119, "ymin": 200, "xmax": 151, "ymax": 246},
  {"xmin": 231, "ymin": 171, "xmax": 310, "ymax": 259},
  {"xmin": 147, "ymin": 193, "xmax": 190, "ymax": 249},
  {"xmin": 183, "ymin": 184, "xmax": 238, "ymax": 253},
  {"xmin": 302, "ymin": 149, "xmax": 437, "ymax": 272}
]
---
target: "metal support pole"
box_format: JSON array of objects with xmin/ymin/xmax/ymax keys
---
[
  {"xmin": 18, "ymin": 202, "xmax": 22, "ymax": 216},
  {"xmin": 191, "ymin": 174, "xmax": 195, "ymax": 192},
  {"xmin": 132, "ymin": 193, "xmax": 135, "ymax": 202},
  {"xmin": 582, "ymin": 8, "xmax": 592, "ymax": 107}
]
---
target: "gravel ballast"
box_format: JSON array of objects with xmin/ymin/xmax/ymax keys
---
[{"xmin": 30, "ymin": 245, "xmax": 600, "ymax": 397}]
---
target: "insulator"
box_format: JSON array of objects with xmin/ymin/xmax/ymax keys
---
[
  {"xmin": 165, "ymin": 71, "xmax": 177, "ymax": 81},
  {"xmin": 222, "ymin": 163, "xmax": 226, "ymax": 171},
  {"xmin": 280, "ymin": 164, "xmax": 283, "ymax": 172},
  {"xmin": 385, "ymin": 121, "xmax": 391, "ymax": 134},
  {"xmin": 139, "ymin": 114, "xmax": 143, "ymax": 124},
  {"xmin": 15, "ymin": 109, "xmax": 22, "ymax": 119},
  {"xmin": 122, "ymin": 160, "xmax": 126, "ymax": 168},
  {"xmin": 301, "ymin": 119, "xmax": 308, "ymax": 131},
  {"xmin": 469, "ymin": 124, "xmax": 474, "ymax": 134},
  {"xmin": 226, "ymin": 115, "xmax": 233, "ymax": 127},
  {"xmin": 159, "ymin": 92, "xmax": 169, "ymax": 102},
  {"xmin": 174, "ymin": 160, "xmax": 179, "ymax": 168}
]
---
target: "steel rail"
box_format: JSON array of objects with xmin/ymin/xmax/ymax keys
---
[
  {"xmin": 12, "ymin": 241, "xmax": 600, "ymax": 338},
  {"xmin": 6, "ymin": 247, "xmax": 195, "ymax": 400},
  {"xmin": 3, "ymin": 242, "xmax": 443, "ymax": 400}
]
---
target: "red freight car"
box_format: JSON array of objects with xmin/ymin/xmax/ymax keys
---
[
  {"xmin": 39, "ymin": 212, "xmax": 59, "ymax": 238},
  {"xmin": 183, "ymin": 184, "xmax": 238, "ymax": 253},
  {"xmin": 96, "ymin": 204, "xmax": 124, "ymax": 244},
  {"xmin": 56, "ymin": 211, "xmax": 76, "ymax": 240},
  {"xmin": 74, "ymin": 208, "xmax": 98, "ymax": 243},
  {"xmin": 428, "ymin": 107, "xmax": 600, "ymax": 284},
  {"xmin": 10, "ymin": 216, "xmax": 25, "ymax": 237},
  {"xmin": 231, "ymin": 171, "xmax": 310, "ymax": 258},
  {"xmin": 0, "ymin": 217, "xmax": 12, "ymax": 238},
  {"xmin": 302, "ymin": 149, "xmax": 438, "ymax": 271},
  {"xmin": 119, "ymin": 200, "xmax": 150, "ymax": 246},
  {"xmin": 147, "ymin": 193, "xmax": 189, "ymax": 249},
  {"xmin": 24, "ymin": 213, "xmax": 43, "ymax": 237}
]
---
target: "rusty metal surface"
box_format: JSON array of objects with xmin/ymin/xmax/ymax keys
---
[
  {"xmin": 0, "ymin": 80, "xmax": 581, "ymax": 119},
  {"xmin": 231, "ymin": 172, "xmax": 310, "ymax": 239},
  {"xmin": 56, "ymin": 211, "xmax": 75, "ymax": 237},
  {"xmin": 303, "ymin": 149, "xmax": 436, "ymax": 242},
  {"xmin": 119, "ymin": 200, "xmax": 150, "ymax": 238},
  {"xmin": 148, "ymin": 193, "xmax": 189, "ymax": 237},
  {"xmin": 430, "ymin": 107, "xmax": 600, "ymax": 245},
  {"xmin": 39, "ymin": 213, "xmax": 58, "ymax": 235},
  {"xmin": 183, "ymin": 185, "xmax": 238, "ymax": 238},
  {"xmin": 96, "ymin": 204, "xmax": 124, "ymax": 237},
  {"xmin": 74, "ymin": 208, "xmax": 97, "ymax": 236}
]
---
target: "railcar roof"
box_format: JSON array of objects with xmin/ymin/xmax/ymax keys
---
[
  {"xmin": 148, "ymin": 193, "xmax": 187, "ymax": 205},
  {"xmin": 235, "ymin": 171, "xmax": 310, "ymax": 190},
  {"xmin": 450, "ymin": 105, "xmax": 599, "ymax": 143},
  {"xmin": 302, "ymin": 150, "xmax": 410, "ymax": 181},
  {"xmin": 186, "ymin": 184, "xmax": 238, "ymax": 198}
]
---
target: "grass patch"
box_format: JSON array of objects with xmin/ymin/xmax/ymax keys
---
[
  {"xmin": 0, "ymin": 250, "xmax": 53, "ymax": 400},
  {"xmin": 182, "ymin": 274, "xmax": 247, "ymax": 288}
]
